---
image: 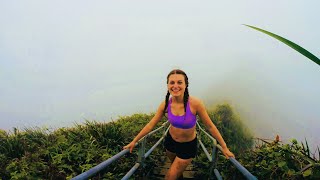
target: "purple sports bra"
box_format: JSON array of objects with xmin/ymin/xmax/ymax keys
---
[{"xmin": 167, "ymin": 98, "xmax": 197, "ymax": 129}]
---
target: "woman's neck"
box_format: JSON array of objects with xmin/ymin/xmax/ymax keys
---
[{"xmin": 171, "ymin": 96, "xmax": 184, "ymax": 103}]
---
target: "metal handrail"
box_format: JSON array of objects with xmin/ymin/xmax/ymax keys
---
[
  {"xmin": 72, "ymin": 121, "xmax": 169, "ymax": 180},
  {"xmin": 73, "ymin": 120, "xmax": 258, "ymax": 180},
  {"xmin": 196, "ymin": 122, "xmax": 258, "ymax": 180},
  {"xmin": 122, "ymin": 125, "xmax": 170, "ymax": 180}
]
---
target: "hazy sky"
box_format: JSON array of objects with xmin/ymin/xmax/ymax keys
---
[{"xmin": 1, "ymin": 1, "xmax": 319, "ymax": 150}]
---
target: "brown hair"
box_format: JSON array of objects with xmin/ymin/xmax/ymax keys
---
[{"xmin": 163, "ymin": 69, "xmax": 189, "ymax": 114}]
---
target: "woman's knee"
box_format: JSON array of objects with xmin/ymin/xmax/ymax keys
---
[
  {"xmin": 165, "ymin": 157, "xmax": 192, "ymax": 180},
  {"xmin": 165, "ymin": 168, "xmax": 180, "ymax": 180}
]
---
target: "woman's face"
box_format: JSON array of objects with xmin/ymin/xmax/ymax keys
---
[{"xmin": 167, "ymin": 74, "xmax": 186, "ymax": 97}]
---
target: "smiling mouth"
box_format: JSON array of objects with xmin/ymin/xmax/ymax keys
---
[{"xmin": 171, "ymin": 89, "xmax": 180, "ymax": 93}]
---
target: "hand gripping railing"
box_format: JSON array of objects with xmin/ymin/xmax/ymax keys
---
[
  {"xmin": 72, "ymin": 121, "xmax": 170, "ymax": 180},
  {"xmin": 196, "ymin": 122, "xmax": 258, "ymax": 180}
]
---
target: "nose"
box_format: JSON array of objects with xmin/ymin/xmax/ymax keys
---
[{"xmin": 173, "ymin": 83, "xmax": 179, "ymax": 88}]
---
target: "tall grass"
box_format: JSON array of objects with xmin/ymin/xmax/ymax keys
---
[
  {"xmin": 0, "ymin": 113, "xmax": 166, "ymax": 179},
  {"xmin": 1, "ymin": 104, "xmax": 319, "ymax": 179}
]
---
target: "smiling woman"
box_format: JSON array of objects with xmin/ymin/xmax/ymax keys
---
[{"xmin": 123, "ymin": 69, "xmax": 234, "ymax": 180}]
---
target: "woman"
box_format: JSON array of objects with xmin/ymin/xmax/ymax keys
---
[{"xmin": 124, "ymin": 69, "xmax": 234, "ymax": 180}]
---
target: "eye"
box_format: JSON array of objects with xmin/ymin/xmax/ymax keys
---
[
  {"xmin": 169, "ymin": 81, "xmax": 175, "ymax": 85},
  {"xmin": 178, "ymin": 81, "xmax": 183, "ymax": 85}
]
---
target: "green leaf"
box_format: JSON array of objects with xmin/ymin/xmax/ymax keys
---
[
  {"xmin": 303, "ymin": 169, "xmax": 312, "ymax": 177},
  {"xmin": 301, "ymin": 141, "xmax": 306, "ymax": 152},
  {"xmin": 278, "ymin": 161, "xmax": 286, "ymax": 167},
  {"xmin": 291, "ymin": 139, "xmax": 298, "ymax": 144},
  {"xmin": 268, "ymin": 153, "xmax": 274, "ymax": 158},
  {"xmin": 305, "ymin": 138, "xmax": 310, "ymax": 156},
  {"xmin": 261, "ymin": 160, "xmax": 267, "ymax": 166},
  {"xmin": 274, "ymin": 152, "xmax": 281, "ymax": 157},
  {"xmin": 244, "ymin": 24, "xmax": 320, "ymax": 66},
  {"xmin": 287, "ymin": 169, "xmax": 295, "ymax": 176}
]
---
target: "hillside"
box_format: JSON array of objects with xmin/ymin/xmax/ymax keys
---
[{"xmin": 0, "ymin": 104, "xmax": 319, "ymax": 179}]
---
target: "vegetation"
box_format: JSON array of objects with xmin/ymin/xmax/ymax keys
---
[
  {"xmin": 194, "ymin": 104, "xmax": 320, "ymax": 179},
  {"xmin": 244, "ymin": 24, "xmax": 320, "ymax": 66},
  {"xmin": 0, "ymin": 114, "xmax": 166, "ymax": 179},
  {"xmin": 1, "ymin": 104, "xmax": 319, "ymax": 179}
]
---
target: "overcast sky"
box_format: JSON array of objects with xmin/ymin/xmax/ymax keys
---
[{"xmin": 1, "ymin": 1, "xmax": 319, "ymax": 151}]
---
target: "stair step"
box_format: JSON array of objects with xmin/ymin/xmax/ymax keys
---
[{"xmin": 152, "ymin": 168, "xmax": 196, "ymax": 178}]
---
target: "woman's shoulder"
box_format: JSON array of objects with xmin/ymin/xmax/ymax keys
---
[
  {"xmin": 159, "ymin": 100, "xmax": 166, "ymax": 108},
  {"xmin": 189, "ymin": 96, "xmax": 206, "ymax": 113},
  {"xmin": 155, "ymin": 100, "xmax": 166, "ymax": 113},
  {"xmin": 189, "ymin": 96, "xmax": 202, "ymax": 106}
]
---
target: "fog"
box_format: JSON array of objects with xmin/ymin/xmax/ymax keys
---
[{"xmin": 1, "ymin": 1, "xmax": 319, "ymax": 151}]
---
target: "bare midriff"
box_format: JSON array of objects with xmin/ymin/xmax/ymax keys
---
[{"xmin": 169, "ymin": 125, "xmax": 196, "ymax": 142}]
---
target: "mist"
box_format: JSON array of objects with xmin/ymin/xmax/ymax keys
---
[
  {"xmin": 1, "ymin": 1, "xmax": 319, "ymax": 152},
  {"xmin": 201, "ymin": 58, "xmax": 320, "ymax": 152}
]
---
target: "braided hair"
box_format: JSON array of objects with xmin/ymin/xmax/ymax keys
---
[{"xmin": 163, "ymin": 69, "xmax": 189, "ymax": 115}]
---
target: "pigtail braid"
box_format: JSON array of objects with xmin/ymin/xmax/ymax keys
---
[
  {"xmin": 183, "ymin": 87, "xmax": 189, "ymax": 113},
  {"xmin": 163, "ymin": 91, "xmax": 170, "ymax": 114}
]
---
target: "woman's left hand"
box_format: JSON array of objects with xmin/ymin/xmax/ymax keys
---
[{"xmin": 221, "ymin": 147, "xmax": 235, "ymax": 159}]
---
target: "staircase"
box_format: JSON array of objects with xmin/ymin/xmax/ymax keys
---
[{"xmin": 72, "ymin": 122, "xmax": 257, "ymax": 180}]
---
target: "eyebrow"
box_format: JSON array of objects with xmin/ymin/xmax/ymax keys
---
[{"xmin": 169, "ymin": 80, "xmax": 183, "ymax": 82}]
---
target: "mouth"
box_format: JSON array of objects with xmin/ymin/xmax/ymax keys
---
[{"xmin": 171, "ymin": 88, "xmax": 180, "ymax": 93}]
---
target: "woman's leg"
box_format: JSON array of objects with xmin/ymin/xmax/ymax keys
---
[
  {"xmin": 166, "ymin": 149, "xmax": 176, "ymax": 162},
  {"xmin": 165, "ymin": 157, "xmax": 192, "ymax": 180}
]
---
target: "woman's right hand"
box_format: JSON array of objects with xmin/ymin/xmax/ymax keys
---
[{"xmin": 123, "ymin": 141, "xmax": 136, "ymax": 153}]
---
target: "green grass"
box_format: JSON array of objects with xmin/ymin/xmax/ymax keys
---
[{"xmin": 1, "ymin": 104, "xmax": 319, "ymax": 179}]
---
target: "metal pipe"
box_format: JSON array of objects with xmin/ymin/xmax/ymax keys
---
[
  {"xmin": 145, "ymin": 136, "xmax": 164, "ymax": 158},
  {"xmin": 72, "ymin": 149, "xmax": 130, "ymax": 180},
  {"xmin": 121, "ymin": 163, "xmax": 140, "ymax": 180},
  {"xmin": 145, "ymin": 125, "xmax": 170, "ymax": 158},
  {"xmin": 138, "ymin": 137, "xmax": 146, "ymax": 163},
  {"xmin": 229, "ymin": 157, "xmax": 257, "ymax": 180},
  {"xmin": 147, "ymin": 121, "xmax": 168, "ymax": 137},
  {"xmin": 198, "ymin": 139, "xmax": 212, "ymax": 162},
  {"xmin": 197, "ymin": 122, "xmax": 258, "ymax": 180},
  {"xmin": 197, "ymin": 122, "xmax": 216, "ymax": 142},
  {"xmin": 213, "ymin": 169, "xmax": 223, "ymax": 180}
]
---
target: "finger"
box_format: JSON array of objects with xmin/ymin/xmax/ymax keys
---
[
  {"xmin": 226, "ymin": 151, "xmax": 232, "ymax": 159},
  {"xmin": 223, "ymin": 152, "xmax": 229, "ymax": 159},
  {"xmin": 228, "ymin": 151, "xmax": 235, "ymax": 158}
]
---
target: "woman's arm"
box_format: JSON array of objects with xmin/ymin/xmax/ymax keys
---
[
  {"xmin": 123, "ymin": 101, "xmax": 165, "ymax": 153},
  {"xmin": 195, "ymin": 99, "xmax": 235, "ymax": 158}
]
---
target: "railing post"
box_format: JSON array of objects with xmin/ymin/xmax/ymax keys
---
[
  {"xmin": 209, "ymin": 140, "xmax": 218, "ymax": 180},
  {"xmin": 197, "ymin": 129, "xmax": 201, "ymax": 150},
  {"xmin": 138, "ymin": 135, "xmax": 147, "ymax": 166},
  {"xmin": 162, "ymin": 125, "xmax": 167, "ymax": 148},
  {"xmin": 162, "ymin": 123, "xmax": 170, "ymax": 150}
]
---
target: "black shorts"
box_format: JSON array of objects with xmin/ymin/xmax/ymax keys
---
[{"xmin": 164, "ymin": 131, "xmax": 197, "ymax": 159}]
